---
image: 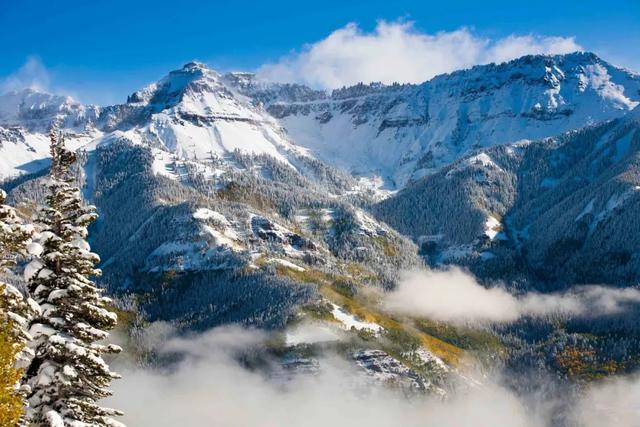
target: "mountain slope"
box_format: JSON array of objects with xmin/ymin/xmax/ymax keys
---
[{"xmin": 374, "ymin": 107, "xmax": 640, "ymax": 288}]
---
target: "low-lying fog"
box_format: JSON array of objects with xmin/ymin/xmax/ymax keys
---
[{"xmin": 107, "ymin": 268, "xmax": 640, "ymax": 427}]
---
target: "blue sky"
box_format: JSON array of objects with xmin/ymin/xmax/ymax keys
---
[{"xmin": 1, "ymin": 0, "xmax": 638, "ymax": 105}]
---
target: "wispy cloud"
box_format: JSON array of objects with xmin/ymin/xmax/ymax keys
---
[
  {"xmin": 0, "ymin": 56, "xmax": 51, "ymax": 93},
  {"xmin": 384, "ymin": 268, "xmax": 640, "ymax": 324},
  {"xmin": 0, "ymin": 57, "xmax": 116, "ymax": 105},
  {"xmin": 258, "ymin": 21, "xmax": 582, "ymax": 88}
]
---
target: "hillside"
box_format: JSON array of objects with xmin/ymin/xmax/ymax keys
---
[{"xmin": 375, "ymin": 107, "xmax": 640, "ymax": 288}]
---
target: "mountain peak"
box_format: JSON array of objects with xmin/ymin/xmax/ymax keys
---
[
  {"xmin": 181, "ymin": 61, "xmax": 208, "ymax": 71},
  {"xmin": 126, "ymin": 61, "xmax": 223, "ymax": 108}
]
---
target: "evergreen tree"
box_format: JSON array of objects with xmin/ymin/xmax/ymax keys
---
[
  {"xmin": 0, "ymin": 187, "xmax": 38, "ymax": 424},
  {"xmin": 24, "ymin": 131, "xmax": 125, "ymax": 426},
  {"xmin": 0, "ymin": 187, "xmax": 38, "ymax": 357}
]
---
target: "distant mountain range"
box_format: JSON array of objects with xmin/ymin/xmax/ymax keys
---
[{"xmin": 1, "ymin": 51, "xmax": 639, "ymax": 328}]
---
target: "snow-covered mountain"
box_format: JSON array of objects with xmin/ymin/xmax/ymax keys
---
[
  {"xmin": 2, "ymin": 51, "xmax": 639, "ymax": 291},
  {"xmin": 2, "ymin": 52, "xmax": 639, "ymax": 190},
  {"xmin": 232, "ymin": 52, "xmax": 640, "ymax": 188},
  {"xmin": 111, "ymin": 61, "xmax": 308, "ymax": 164},
  {"xmin": 0, "ymin": 61, "xmax": 312, "ymax": 182},
  {"xmin": 3, "ymin": 52, "xmax": 640, "ymax": 397},
  {"xmin": 0, "ymin": 89, "xmax": 101, "ymax": 177},
  {"xmin": 1, "ymin": 59, "xmax": 421, "ymax": 329}
]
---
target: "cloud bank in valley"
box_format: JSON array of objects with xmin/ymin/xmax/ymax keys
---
[
  {"xmin": 108, "ymin": 325, "xmax": 541, "ymax": 427},
  {"xmin": 107, "ymin": 324, "xmax": 640, "ymax": 427},
  {"xmin": 384, "ymin": 268, "xmax": 640, "ymax": 324},
  {"xmin": 258, "ymin": 21, "xmax": 582, "ymax": 88}
]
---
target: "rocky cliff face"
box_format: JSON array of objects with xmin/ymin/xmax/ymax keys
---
[{"xmin": 230, "ymin": 52, "xmax": 640, "ymax": 188}]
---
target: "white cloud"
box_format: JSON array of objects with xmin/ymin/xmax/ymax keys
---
[
  {"xmin": 258, "ymin": 21, "xmax": 582, "ymax": 88},
  {"xmin": 486, "ymin": 34, "xmax": 582, "ymax": 65},
  {"xmin": 107, "ymin": 324, "xmax": 640, "ymax": 427},
  {"xmin": 572, "ymin": 374, "xmax": 640, "ymax": 427},
  {"xmin": 1, "ymin": 56, "xmax": 51, "ymax": 93},
  {"xmin": 284, "ymin": 321, "xmax": 344, "ymax": 346},
  {"xmin": 386, "ymin": 268, "xmax": 521, "ymax": 322},
  {"xmin": 107, "ymin": 325, "xmax": 542, "ymax": 427},
  {"xmin": 384, "ymin": 268, "xmax": 640, "ymax": 324}
]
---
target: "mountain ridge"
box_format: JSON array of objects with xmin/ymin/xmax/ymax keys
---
[
  {"xmin": 2, "ymin": 51, "xmax": 639, "ymax": 187},
  {"xmin": 241, "ymin": 51, "xmax": 640, "ymax": 188}
]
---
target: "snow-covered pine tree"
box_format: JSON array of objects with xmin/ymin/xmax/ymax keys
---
[
  {"xmin": 0, "ymin": 188, "xmax": 37, "ymax": 426},
  {"xmin": 0, "ymin": 188, "xmax": 38, "ymax": 357},
  {"xmin": 24, "ymin": 130, "xmax": 125, "ymax": 427}
]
